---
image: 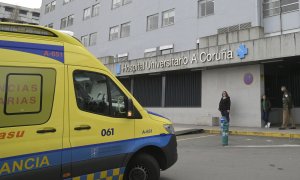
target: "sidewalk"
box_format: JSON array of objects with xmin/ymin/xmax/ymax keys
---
[{"xmin": 174, "ymin": 124, "xmax": 300, "ymax": 139}]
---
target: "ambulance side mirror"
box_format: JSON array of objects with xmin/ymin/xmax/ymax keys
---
[{"xmin": 127, "ymin": 99, "xmax": 134, "ymax": 118}]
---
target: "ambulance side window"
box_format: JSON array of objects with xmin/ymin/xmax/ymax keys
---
[
  {"xmin": 0, "ymin": 67, "xmax": 56, "ymax": 128},
  {"xmin": 73, "ymin": 71, "xmax": 110, "ymax": 115},
  {"xmin": 5, "ymin": 74, "xmax": 42, "ymax": 115},
  {"xmin": 73, "ymin": 71, "xmax": 128, "ymax": 118}
]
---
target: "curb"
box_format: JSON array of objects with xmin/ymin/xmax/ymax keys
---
[
  {"xmin": 204, "ymin": 129, "xmax": 300, "ymax": 139},
  {"xmin": 175, "ymin": 129, "xmax": 204, "ymax": 136}
]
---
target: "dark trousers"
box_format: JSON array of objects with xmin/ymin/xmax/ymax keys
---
[
  {"xmin": 221, "ymin": 111, "xmax": 230, "ymax": 123},
  {"xmin": 262, "ymin": 111, "xmax": 269, "ymax": 125}
]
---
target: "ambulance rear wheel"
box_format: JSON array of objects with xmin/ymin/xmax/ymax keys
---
[{"xmin": 125, "ymin": 153, "xmax": 160, "ymax": 180}]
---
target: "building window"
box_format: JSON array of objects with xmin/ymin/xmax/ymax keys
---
[
  {"xmin": 133, "ymin": 75, "xmax": 162, "ymax": 107},
  {"xmin": 47, "ymin": 23, "xmax": 54, "ymax": 28},
  {"xmin": 281, "ymin": 0, "xmax": 299, "ymax": 13},
  {"xmin": 50, "ymin": 1, "xmax": 56, "ymax": 11},
  {"xmin": 45, "ymin": 1, "xmax": 56, "ymax": 14},
  {"xmin": 19, "ymin": 10, "xmax": 28, "ymax": 15},
  {"xmin": 32, "ymin": 12, "xmax": 40, "ymax": 17},
  {"xmin": 0, "ymin": 67, "xmax": 56, "ymax": 128},
  {"xmin": 161, "ymin": 49, "xmax": 173, "ymax": 55},
  {"xmin": 144, "ymin": 48, "xmax": 157, "ymax": 57},
  {"xmin": 263, "ymin": 0, "xmax": 299, "ymax": 17},
  {"xmin": 81, "ymin": 35, "xmax": 89, "ymax": 47},
  {"xmin": 109, "ymin": 26, "xmax": 119, "ymax": 40},
  {"xmin": 4, "ymin": 7, "xmax": 14, "ymax": 13},
  {"xmin": 117, "ymin": 53, "xmax": 129, "ymax": 62},
  {"xmin": 147, "ymin": 13, "xmax": 159, "ymax": 31},
  {"xmin": 60, "ymin": 17, "xmax": 67, "ymax": 29},
  {"xmin": 89, "ymin": 32, "xmax": 97, "ymax": 46},
  {"xmin": 263, "ymin": 0, "xmax": 280, "ymax": 17},
  {"xmin": 198, "ymin": 0, "xmax": 214, "ymax": 17},
  {"xmin": 165, "ymin": 71, "xmax": 202, "ymax": 107},
  {"xmin": 67, "ymin": 14, "xmax": 74, "ymax": 27},
  {"xmin": 45, "ymin": 4, "xmax": 51, "ymax": 14},
  {"xmin": 120, "ymin": 22, "xmax": 130, "ymax": 38},
  {"xmin": 144, "ymin": 52, "xmax": 157, "ymax": 58},
  {"xmin": 112, "ymin": 0, "xmax": 122, "ymax": 9},
  {"xmin": 123, "ymin": 0, "xmax": 132, "ymax": 5},
  {"xmin": 63, "ymin": 0, "xmax": 74, "ymax": 5},
  {"xmin": 92, "ymin": 3, "xmax": 100, "ymax": 17},
  {"xmin": 162, "ymin": 9, "xmax": 175, "ymax": 27},
  {"xmin": 160, "ymin": 44, "xmax": 174, "ymax": 55},
  {"xmin": 60, "ymin": 15, "xmax": 74, "ymax": 29},
  {"xmin": 83, "ymin": 7, "xmax": 91, "ymax": 20}
]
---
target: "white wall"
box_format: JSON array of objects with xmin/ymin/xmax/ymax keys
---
[{"xmin": 148, "ymin": 64, "xmax": 263, "ymax": 127}]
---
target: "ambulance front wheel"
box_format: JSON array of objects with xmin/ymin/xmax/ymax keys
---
[{"xmin": 125, "ymin": 153, "xmax": 160, "ymax": 180}]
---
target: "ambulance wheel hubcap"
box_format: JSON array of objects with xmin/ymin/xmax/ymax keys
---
[{"xmin": 129, "ymin": 166, "xmax": 148, "ymax": 180}]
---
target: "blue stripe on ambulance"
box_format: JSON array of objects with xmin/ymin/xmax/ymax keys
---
[
  {"xmin": 0, "ymin": 134, "xmax": 172, "ymax": 177},
  {"xmin": 0, "ymin": 40, "xmax": 64, "ymax": 63}
]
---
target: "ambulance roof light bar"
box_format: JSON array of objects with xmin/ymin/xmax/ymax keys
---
[{"xmin": 0, "ymin": 23, "xmax": 57, "ymax": 37}]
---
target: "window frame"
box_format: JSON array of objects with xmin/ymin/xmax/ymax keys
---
[
  {"xmin": 0, "ymin": 67, "xmax": 56, "ymax": 128},
  {"xmin": 109, "ymin": 25, "xmax": 119, "ymax": 41},
  {"xmin": 112, "ymin": 0, "xmax": 122, "ymax": 9},
  {"xmin": 45, "ymin": 3, "xmax": 51, "ymax": 14},
  {"xmin": 4, "ymin": 74, "xmax": 43, "ymax": 115},
  {"xmin": 83, "ymin": 7, "xmax": 92, "ymax": 20},
  {"xmin": 198, "ymin": 0, "xmax": 215, "ymax": 18},
  {"xmin": 89, "ymin": 32, "xmax": 97, "ymax": 46},
  {"xmin": 60, "ymin": 17, "xmax": 67, "ymax": 29},
  {"xmin": 50, "ymin": 1, "xmax": 56, "ymax": 12},
  {"xmin": 19, "ymin": 10, "xmax": 28, "ymax": 15},
  {"xmin": 32, "ymin": 12, "xmax": 40, "ymax": 17},
  {"xmin": 162, "ymin": 9, "xmax": 175, "ymax": 27},
  {"xmin": 120, "ymin": 22, "xmax": 131, "ymax": 38},
  {"xmin": 81, "ymin": 35, "xmax": 89, "ymax": 47},
  {"xmin": 263, "ymin": 0, "xmax": 299, "ymax": 18},
  {"xmin": 63, "ymin": 0, "xmax": 73, "ymax": 5},
  {"xmin": 92, "ymin": 3, "xmax": 101, "ymax": 17},
  {"xmin": 67, "ymin": 14, "xmax": 74, "ymax": 27},
  {"xmin": 123, "ymin": 0, "xmax": 132, "ymax": 5},
  {"xmin": 48, "ymin": 23, "xmax": 54, "ymax": 28},
  {"xmin": 147, "ymin": 13, "xmax": 159, "ymax": 31},
  {"xmin": 73, "ymin": 70, "xmax": 129, "ymax": 118}
]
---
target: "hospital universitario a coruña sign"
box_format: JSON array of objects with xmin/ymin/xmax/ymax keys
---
[{"xmin": 116, "ymin": 44, "xmax": 248, "ymax": 75}]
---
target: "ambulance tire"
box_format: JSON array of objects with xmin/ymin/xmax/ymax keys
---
[{"xmin": 125, "ymin": 153, "xmax": 160, "ymax": 180}]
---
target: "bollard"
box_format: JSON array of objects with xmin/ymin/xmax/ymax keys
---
[{"xmin": 220, "ymin": 116, "xmax": 229, "ymax": 146}]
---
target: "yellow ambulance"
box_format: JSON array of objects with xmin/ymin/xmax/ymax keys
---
[{"xmin": 0, "ymin": 23, "xmax": 177, "ymax": 180}]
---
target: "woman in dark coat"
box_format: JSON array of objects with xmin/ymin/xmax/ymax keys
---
[
  {"xmin": 219, "ymin": 91, "xmax": 231, "ymax": 123},
  {"xmin": 261, "ymin": 95, "xmax": 271, "ymax": 128}
]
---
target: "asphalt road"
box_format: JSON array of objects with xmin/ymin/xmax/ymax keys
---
[{"xmin": 161, "ymin": 134, "xmax": 300, "ymax": 180}]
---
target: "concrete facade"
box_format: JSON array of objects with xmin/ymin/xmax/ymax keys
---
[
  {"xmin": 0, "ymin": 2, "xmax": 40, "ymax": 24},
  {"xmin": 40, "ymin": 0, "xmax": 262, "ymax": 60},
  {"xmin": 105, "ymin": 27, "xmax": 300, "ymax": 127},
  {"xmin": 39, "ymin": 0, "xmax": 300, "ymax": 127},
  {"xmin": 147, "ymin": 65, "xmax": 263, "ymax": 127},
  {"xmin": 39, "ymin": 0, "xmax": 300, "ymax": 61}
]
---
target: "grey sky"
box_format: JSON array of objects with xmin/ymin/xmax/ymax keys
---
[{"xmin": 0, "ymin": 0, "xmax": 42, "ymax": 9}]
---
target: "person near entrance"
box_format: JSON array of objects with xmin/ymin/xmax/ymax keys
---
[
  {"xmin": 219, "ymin": 91, "xmax": 231, "ymax": 123},
  {"xmin": 279, "ymin": 86, "xmax": 296, "ymax": 130},
  {"xmin": 261, "ymin": 95, "xmax": 271, "ymax": 128}
]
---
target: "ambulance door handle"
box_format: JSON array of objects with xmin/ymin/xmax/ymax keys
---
[
  {"xmin": 74, "ymin": 125, "xmax": 91, "ymax": 131},
  {"xmin": 36, "ymin": 128, "xmax": 57, "ymax": 134}
]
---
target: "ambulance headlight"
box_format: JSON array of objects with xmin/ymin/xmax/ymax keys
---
[{"xmin": 164, "ymin": 124, "xmax": 175, "ymax": 134}]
